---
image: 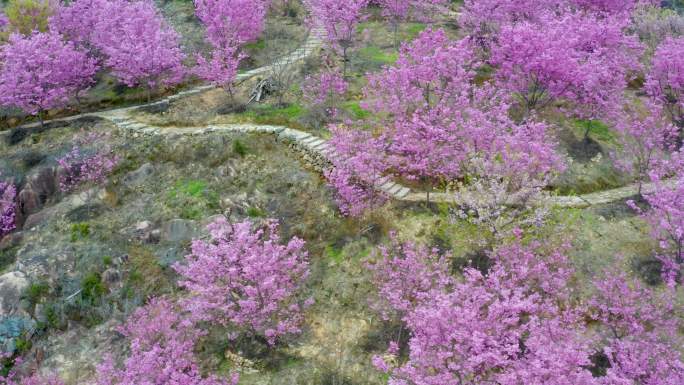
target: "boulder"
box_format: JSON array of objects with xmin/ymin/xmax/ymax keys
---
[
  {"xmin": 123, "ymin": 163, "xmax": 154, "ymax": 188},
  {"xmin": 0, "ymin": 271, "xmax": 29, "ymax": 317},
  {"xmin": 161, "ymin": 219, "xmax": 197, "ymax": 243}
]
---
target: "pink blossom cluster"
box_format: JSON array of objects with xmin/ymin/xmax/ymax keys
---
[
  {"xmin": 303, "ymin": 0, "xmax": 369, "ymax": 62},
  {"xmin": 460, "ymin": 0, "xmax": 654, "ymax": 45},
  {"xmin": 0, "ymin": 12, "xmax": 8, "ymax": 31},
  {"xmin": 56, "ymin": 132, "xmax": 120, "ymax": 192},
  {"xmin": 0, "ymin": 177, "xmax": 16, "ymax": 238},
  {"xmin": 611, "ymin": 101, "xmax": 678, "ymax": 191},
  {"xmin": 324, "ymin": 124, "xmax": 389, "ymax": 216},
  {"xmin": 367, "ymin": 236, "xmax": 453, "ymax": 320},
  {"xmin": 490, "ymin": 11, "xmax": 643, "ymax": 118},
  {"xmin": 302, "ymin": 69, "xmax": 348, "ymax": 116},
  {"xmin": 96, "ymin": 298, "xmax": 239, "ymax": 385},
  {"xmin": 371, "ymin": 238, "xmax": 684, "ymax": 384},
  {"xmin": 0, "ymin": 31, "xmax": 97, "ymax": 117},
  {"xmin": 638, "ymin": 171, "xmax": 684, "ymax": 282},
  {"xmin": 174, "ymin": 217, "xmax": 312, "ymax": 345},
  {"xmin": 0, "ymin": 354, "xmax": 65, "ymax": 385},
  {"xmin": 647, "ymin": 36, "xmax": 684, "ymax": 130},
  {"xmin": 192, "ymin": 0, "xmax": 267, "ymax": 91},
  {"xmin": 0, "ymin": 374, "xmax": 65, "ymax": 385},
  {"xmin": 51, "ymin": 0, "xmax": 186, "ymax": 91},
  {"xmin": 194, "ymin": 45, "xmax": 246, "ymax": 92},
  {"xmin": 194, "ymin": 0, "xmax": 268, "ymax": 47},
  {"xmin": 589, "ymin": 268, "xmax": 684, "ymax": 384}
]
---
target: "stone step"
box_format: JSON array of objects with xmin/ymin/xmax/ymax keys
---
[
  {"xmin": 387, "ymin": 184, "xmax": 403, "ymax": 196},
  {"xmin": 396, "ymin": 187, "xmax": 411, "ymax": 198},
  {"xmin": 305, "ymin": 139, "xmax": 325, "ymax": 148}
]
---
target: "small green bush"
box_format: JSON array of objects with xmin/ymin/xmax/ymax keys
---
[
  {"xmin": 70, "ymin": 222, "xmax": 90, "ymax": 242},
  {"xmin": 80, "ymin": 272, "xmax": 106, "ymax": 303},
  {"xmin": 232, "ymin": 139, "xmax": 248, "ymax": 157}
]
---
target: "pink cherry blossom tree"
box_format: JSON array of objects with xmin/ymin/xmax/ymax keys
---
[
  {"xmin": 459, "ymin": 0, "xmax": 560, "ymax": 47},
  {"xmin": 49, "ymin": 0, "xmax": 107, "ymax": 49},
  {"xmin": 373, "ymin": 240, "xmax": 598, "ymax": 385},
  {"xmin": 0, "ymin": 31, "xmax": 98, "ymax": 125},
  {"xmin": 589, "ymin": 269, "xmax": 684, "ymax": 383},
  {"xmin": 96, "ymin": 297, "xmax": 238, "ymax": 385},
  {"xmin": 647, "ymin": 36, "xmax": 684, "ymax": 134},
  {"xmin": 372, "ymin": 232, "xmax": 684, "ymax": 384},
  {"xmin": 174, "ymin": 217, "xmax": 312, "ymax": 345},
  {"xmin": 302, "ymin": 66, "xmax": 348, "ymax": 118},
  {"xmin": 90, "ymin": 0, "xmax": 186, "ymax": 99},
  {"xmin": 611, "ymin": 101, "xmax": 678, "ymax": 193},
  {"xmin": 327, "ymin": 30, "xmax": 563, "ymax": 216},
  {"xmin": 193, "ymin": 44, "xmax": 245, "ymax": 98},
  {"xmin": 363, "ymin": 29, "xmax": 477, "ymax": 120},
  {"xmin": 490, "ymin": 12, "xmax": 642, "ymax": 122},
  {"xmin": 635, "ymin": 170, "xmax": 684, "ymax": 283},
  {"xmin": 194, "ymin": 0, "xmax": 268, "ymax": 47},
  {"xmin": 573, "ymin": 0, "xmax": 657, "ymax": 14},
  {"xmin": 324, "ymin": 124, "xmax": 390, "ymax": 216},
  {"xmin": 303, "ymin": 0, "xmax": 369, "ymax": 75},
  {"xmin": 0, "ymin": 176, "xmax": 16, "ymax": 239},
  {"xmin": 193, "ymin": 0, "xmax": 267, "ymax": 97}
]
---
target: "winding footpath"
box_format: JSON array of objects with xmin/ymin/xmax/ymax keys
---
[{"xmin": 3, "ymin": 25, "xmax": 673, "ymax": 209}]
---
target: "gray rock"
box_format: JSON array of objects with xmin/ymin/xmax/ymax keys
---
[
  {"xmin": 0, "ymin": 271, "xmax": 29, "ymax": 317},
  {"xmin": 23, "ymin": 209, "xmax": 51, "ymax": 230},
  {"xmin": 135, "ymin": 221, "xmax": 152, "ymax": 231},
  {"xmin": 0, "ymin": 231, "xmax": 22, "ymax": 252},
  {"xmin": 161, "ymin": 219, "xmax": 197, "ymax": 243},
  {"xmin": 102, "ymin": 268, "xmax": 120, "ymax": 284},
  {"xmin": 123, "ymin": 163, "xmax": 154, "ymax": 188}
]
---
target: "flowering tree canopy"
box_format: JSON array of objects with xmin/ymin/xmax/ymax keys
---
[
  {"xmin": 490, "ymin": 12, "xmax": 642, "ymax": 118},
  {"xmin": 194, "ymin": 0, "xmax": 268, "ymax": 47},
  {"xmin": 0, "ymin": 31, "xmax": 97, "ymax": 119},
  {"xmin": 91, "ymin": 0, "xmax": 186, "ymax": 91},
  {"xmin": 647, "ymin": 36, "xmax": 684, "ymax": 130},
  {"xmin": 96, "ymin": 298, "xmax": 239, "ymax": 385},
  {"xmin": 174, "ymin": 218, "xmax": 312, "ymax": 345},
  {"xmin": 303, "ymin": 0, "xmax": 369, "ymax": 72}
]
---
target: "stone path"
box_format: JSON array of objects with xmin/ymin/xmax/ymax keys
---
[
  {"xmin": 104, "ymin": 114, "xmax": 676, "ymax": 208},
  {"xmin": 4, "ymin": 22, "xmax": 676, "ymax": 210},
  {"xmin": 12, "ymin": 25, "xmax": 326, "ymax": 130}
]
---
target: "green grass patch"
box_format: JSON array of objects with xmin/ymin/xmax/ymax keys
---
[
  {"xmin": 168, "ymin": 180, "xmax": 208, "ymax": 199},
  {"xmin": 325, "ymin": 245, "xmax": 344, "ymax": 264},
  {"xmin": 404, "ymin": 23, "xmax": 427, "ymax": 39},
  {"xmin": 237, "ymin": 103, "xmax": 307, "ymax": 128},
  {"xmin": 573, "ymin": 119, "xmax": 614, "ymax": 142},
  {"xmin": 343, "ymin": 101, "xmax": 371, "ymax": 120},
  {"xmin": 167, "ymin": 179, "xmax": 220, "ymax": 220},
  {"xmin": 359, "ymin": 46, "xmax": 398, "ymax": 65}
]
